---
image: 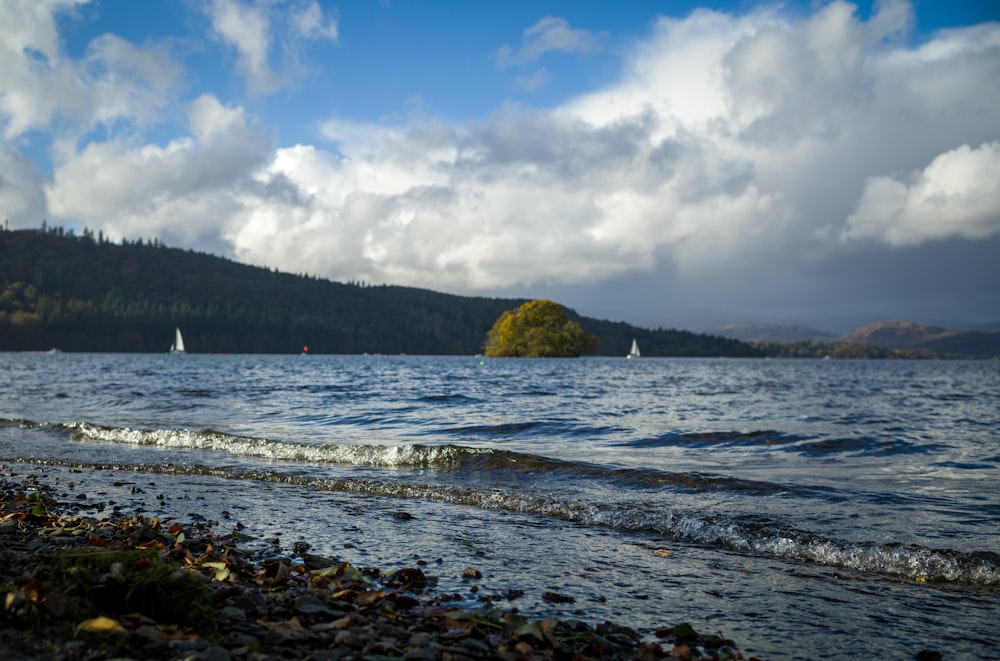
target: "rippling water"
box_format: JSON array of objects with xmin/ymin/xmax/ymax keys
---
[{"xmin": 2, "ymin": 353, "xmax": 998, "ymax": 659}]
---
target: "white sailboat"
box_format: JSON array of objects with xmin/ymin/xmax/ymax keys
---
[
  {"xmin": 170, "ymin": 327, "xmax": 186, "ymax": 354},
  {"xmin": 627, "ymin": 338, "xmax": 640, "ymax": 359}
]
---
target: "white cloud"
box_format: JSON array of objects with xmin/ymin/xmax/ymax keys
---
[
  {"xmin": 0, "ymin": 0, "xmax": 179, "ymax": 138},
  {"xmin": 496, "ymin": 16, "xmax": 607, "ymax": 68},
  {"xmin": 234, "ymin": 0, "xmax": 993, "ymax": 293},
  {"xmin": 515, "ymin": 68, "xmax": 551, "ymax": 91},
  {"xmin": 290, "ymin": 0, "xmax": 338, "ymax": 42},
  {"xmin": 82, "ymin": 34, "xmax": 182, "ymax": 127},
  {"xmin": 206, "ymin": 0, "xmax": 339, "ymax": 95},
  {"xmin": 842, "ymin": 142, "xmax": 1000, "ymax": 245},
  {"xmin": 207, "ymin": 1, "xmax": 999, "ymax": 295},
  {"xmin": 0, "ymin": 146, "xmax": 47, "ymax": 228},
  {"xmin": 45, "ymin": 95, "xmax": 273, "ymax": 245},
  {"xmin": 208, "ymin": 0, "xmax": 276, "ymax": 93}
]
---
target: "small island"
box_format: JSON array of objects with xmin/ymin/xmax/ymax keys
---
[{"xmin": 484, "ymin": 299, "xmax": 596, "ymax": 358}]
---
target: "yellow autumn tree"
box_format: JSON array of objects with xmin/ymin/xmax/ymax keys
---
[{"xmin": 484, "ymin": 299, "xmax": 594, "ymax": 357}]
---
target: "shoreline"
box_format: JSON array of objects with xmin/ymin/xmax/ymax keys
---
[{"xmin": 1, "ymin": 473, "xmax": 754, "ymax": 661}]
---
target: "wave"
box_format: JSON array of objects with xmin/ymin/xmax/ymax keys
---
[
  {"xmin": 614, "ymin": 430, "xmax": 802, "ymax": 449},
  {"xmin": 15, "ymin": 456, "xmax": 1000, "ymax": 587},
  {"xmin": 614, "ymin": 430, "xmax": 942, "ymax": 456},
  {"xmin": 58, "ymin": 421, "xmax": 800, "ymax": 496},
  {"xmin": 60, "ymin": 422, "xmax": 484, "ymax": 468},
  {"xmin": 435, "ymin": 419, "xmax": 627, "ymax": 439}
]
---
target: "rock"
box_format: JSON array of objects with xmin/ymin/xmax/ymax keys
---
[
  {"xmin": 456, "ymin": 637, "xmax": 491, "ymax": 654},
  {"xmin": 407, "ymin": 632, "xmax": 431, "ymax": 647},
  {"xmin": 542, "ymin": 590, "xmax": 575, "ymax": 603},
  {"xmin": 219, "ymin": 605, "xmax": 247, "ymax": 623},
  {"xmin": 404, "ymin": 647, "xmax": 437, "ymax": 661},
  {"xmin": 293, "ymin": 594, "xmax": 335, "ymax": 617},
  {"xmin": 185, "ymin": 646, "xmax": 231, "ymax": 661}
]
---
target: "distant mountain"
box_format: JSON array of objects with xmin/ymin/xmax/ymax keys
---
[
  {"xmin": 840, "ymin": 321, "xmax": 959, "ymax": 348},
  {"xmin": 0, "ymin": 228, "xmax": 760, "ymax": 357},
  {"xmin": 715, "ymin": 323, "xmax": 837, "ymax": 343},
  {"xmin": 839, "ymin": 321, "xmax": 1000, "ymax": 358},
  {"xmin": 915, "ymin": 331, "xmax": 1000, "ymax": 357}
]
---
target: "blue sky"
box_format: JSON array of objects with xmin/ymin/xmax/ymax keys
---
[{"xmin": 2, "ymin": 0, "xmax": 999, "ymax": 331}]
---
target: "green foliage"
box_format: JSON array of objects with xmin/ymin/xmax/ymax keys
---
[{"xmin": 484, "ymin": 299, "xmax": 594, "ymax": 357}]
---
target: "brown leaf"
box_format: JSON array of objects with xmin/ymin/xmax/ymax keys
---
[
  {"xmin": 355, "ymin": 589, "xmax": 387, "ymax": 607},
  {"xmin": 256, "ymin": 617, "xmax": 305, "ymax": 634},
  {"xmin": 321, "ymin": 615, "xmax": 352, "ymax": 630}
]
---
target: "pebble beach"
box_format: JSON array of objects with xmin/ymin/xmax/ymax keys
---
[{"xmin": 1, "ymin": 470, "xmax": 752, "ymax": 661}]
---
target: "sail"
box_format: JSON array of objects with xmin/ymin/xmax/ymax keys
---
[
  {"xmin": 627, "ymin": 339, "xmax": 640, "ymax": 359},
  {"xmin": 172, "ymin": 328, "xmax": 186, "ymax": 353}
]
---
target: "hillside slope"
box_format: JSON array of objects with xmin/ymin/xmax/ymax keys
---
[
  {"xmin": 840, "ymin": 321, "xmax": 959, "ymax": 348},
  {"xmin": 837, "ymin": 320, "xmax": 1000, "ymax": 357},
  {"xmin": 0, "ymin": 229, "xmax": 759, "ymax": 357}
]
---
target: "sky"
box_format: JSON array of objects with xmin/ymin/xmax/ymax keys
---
[{"xmin": 2, "ymin": 0, "xmax": 999, "ymax": 333}]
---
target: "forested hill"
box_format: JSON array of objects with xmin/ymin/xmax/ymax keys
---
[{"xmin": 0, "ymin": 228, "xmax": 760, "ymax": 357}]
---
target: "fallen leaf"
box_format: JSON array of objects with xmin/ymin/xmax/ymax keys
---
[
  {"xmin": 322, "ymin": 615, "xmax": 352, "ymax": 630},
  {"xmin": 670, "ymin": 644, "xmax": 692, "ymax": 661},
  {"xmin": 355, "ymin": 589, "xmax": 387, "ymax": 607},
  {"xmin": 653, "ymin": 548, "xmax": 674, "ymax": 557},
  {"xmin": 76, "ymin": 616, "xmax": 126, "ymax": 634},
  {"xmin": 201, "ymin": 561, "xmax": 232, "ymax": 582},
  {"xmin": 515, "ymin": 641, "xmax": 534, "ymax": 655}
]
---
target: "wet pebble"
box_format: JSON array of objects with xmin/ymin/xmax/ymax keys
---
[{"xmin": 542, "ymin": 590, "xmax": 575, "ymax": 603}]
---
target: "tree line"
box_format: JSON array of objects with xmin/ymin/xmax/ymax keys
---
[{"xmin": 0, "ymin": 227, "xmax": 761, "ymax": 356}]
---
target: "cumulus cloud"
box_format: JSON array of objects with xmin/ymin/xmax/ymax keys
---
[
  {"xmin": 225, "ymin": 0, "xmax": 1000, "ymax": 293},
  {"xmin": 496, "ymin": 16, "xmax": 607, "ymax": 68},
  {"xmin": 290, "ymin": 0, "xmax": 338, "ymax": 42},
  {"xmin": 45, "ymin": 95, "xmax": 273, "ymax": 245},
  {"xmin": 0, "ymin": 146, "xmax": 47, "ymax": 228},
  {"xmin": 842, "ymin": 142, "xmax": 1000, "ymax": 245},
  {"xmin": 208, "ymin": 0, "xmax": 276, "ymax": 93},
  {"xmin": 206, "ymin": 0, "xmax": 339, "ymax": 94},
  {"xmin": 0, "ymin": 0, "xmax": 82, "ymax": 136},
  {"xmin": 0, "ymin": 0, "xmax": 179, "ymax": 138}
]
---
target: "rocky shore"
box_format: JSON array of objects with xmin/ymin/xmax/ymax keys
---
[{"xmin": 1, "ymin": 471, "xmax": 753, "ymax": 661}]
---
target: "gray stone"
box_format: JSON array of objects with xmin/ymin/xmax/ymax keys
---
[{"xmin": 219, "ymin": 605, "xmax": 248, "ymax": 622}]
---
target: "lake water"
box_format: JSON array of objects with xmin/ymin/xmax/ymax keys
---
[{"xmin": 1, "ymin": 353, "xmax": 998, "ymax": 659}]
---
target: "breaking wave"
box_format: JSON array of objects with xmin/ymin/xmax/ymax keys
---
[
  {"xmin": 13, "ymin": 451, "xmax": 1000, "ymax": 588},
  {"xmin": 58, "ymin": 422, "xmax": 806, "ymax": 495},
  {"xmin": 6, "ymin": 417, "xmax": 996, "ymax": 588}
]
